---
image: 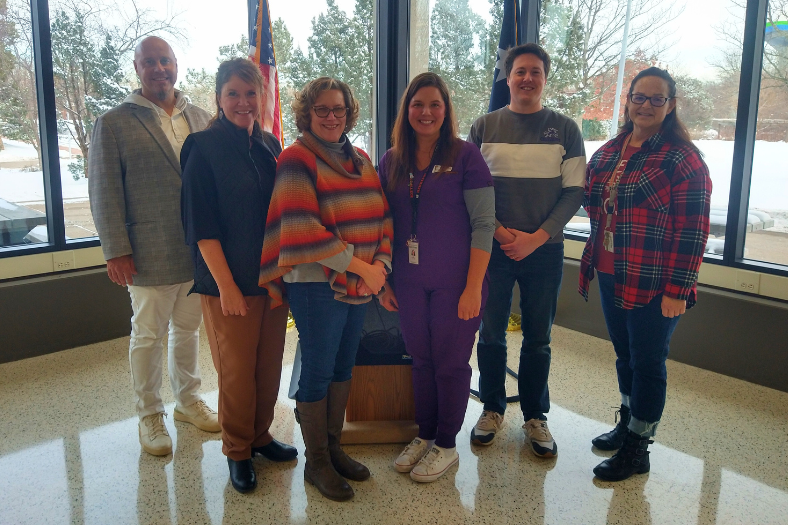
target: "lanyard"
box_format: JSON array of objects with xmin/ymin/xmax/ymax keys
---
[
  {"xmin": 408, "ymin": 169, "xmax": 430, "ymax": 239},
  {"xmin": 603, "ymin": 133, "xmax": 633, "ymax": 231}
]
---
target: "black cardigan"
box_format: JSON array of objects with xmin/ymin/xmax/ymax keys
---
[{"xmin": 180, "ymin": 117, "xmax": 281, "ymax": 296}]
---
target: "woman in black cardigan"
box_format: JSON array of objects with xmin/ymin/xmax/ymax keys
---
[{"xmin": 180, "ymin": 58, "xmax": 296, "ymax": 493}]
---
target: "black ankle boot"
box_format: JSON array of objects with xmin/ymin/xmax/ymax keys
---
[
  {"xmin": 228, "ymin": 458, "xmax": 257, "ymax": 493},
  {"xmin": 592, "ymin": 405, "xmax": 630, "ymax": 451},
  {"xmin": 593, "ymin": 431, "xmax": 653, "ymax": 482}
]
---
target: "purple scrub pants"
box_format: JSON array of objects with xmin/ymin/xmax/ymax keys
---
[{"xmin": 395, "ymin": 281, "xmax": 488, "ymax": 448}]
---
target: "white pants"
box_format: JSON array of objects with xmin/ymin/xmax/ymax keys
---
[{"xmin": 128, "ymin": 281, "xmax": 203, "ymax": 418}]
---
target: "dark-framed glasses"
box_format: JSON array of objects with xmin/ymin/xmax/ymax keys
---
[
  {"xmin": 312, "ymin": 106, "xmax": 349, "ymax": 118},
  {"xmin": 629, "ymin": 93, "xmax": 671, "ymax": 107}
]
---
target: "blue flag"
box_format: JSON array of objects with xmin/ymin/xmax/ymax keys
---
[{"xmin": 488, "ymin": 0, "xmax": 522, "ymax": 112}]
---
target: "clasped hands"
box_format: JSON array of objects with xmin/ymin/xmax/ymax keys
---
[
  {"xmin": 356, "ymin": 260, "xmax": 388, "ymax": 297},
  {"xmin": 497, "ymin": 227, "xmax": 549, "ymax": 261}
]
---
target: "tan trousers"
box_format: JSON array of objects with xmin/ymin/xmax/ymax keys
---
[{"xmin": 201, "ymin": 294, "xmax": 289, "ymax": 460}]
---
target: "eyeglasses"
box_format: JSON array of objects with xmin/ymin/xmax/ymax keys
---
[
  {"xmin": 629, "ymin": 93, "xmax": 671, "ymax": 107},
  {"xmin": 312, "ymin": 106, "xmax": 348, "ymax": 118}
]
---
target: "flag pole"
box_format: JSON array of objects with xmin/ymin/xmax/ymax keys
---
[{"xmin": 609, "ymin": 0, "xmax": 633, "ymax": 138}]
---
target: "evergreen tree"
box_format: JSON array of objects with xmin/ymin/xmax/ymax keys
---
[
  {"xmin": 540, "ymin": 0, "xmax": 590, "ymax": 120},
  {"xmin": 428, "ymin": 0, "xmax": 489, "ymax": 136}
]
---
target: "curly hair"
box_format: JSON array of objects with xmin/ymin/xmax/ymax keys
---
[
  {"xmin": 209, "ymin": 58, "xmax": 264, "ymax": 125},
  {"xmin": 291, "ymin": 77, "xmax": 360, "ymax": 134}
]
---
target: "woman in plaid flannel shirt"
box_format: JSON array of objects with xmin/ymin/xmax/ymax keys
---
[{"xmin": 579, "ymin": 67, "xmax": 711, "ymax": 482}]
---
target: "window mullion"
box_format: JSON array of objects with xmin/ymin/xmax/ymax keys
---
[
  {"xmin": 30, "ymin": 0, "xmax": 66, "ymax": 250},
  {"xmin": 724, "ymin": 0, "xmax": 767, "ymax": 265}
]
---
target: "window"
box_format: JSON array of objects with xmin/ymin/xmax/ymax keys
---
[
  {"xmin": 409, "ymin": 0, "xmax": 500, "ymax": 139},
  {"xmin": 270, "ymin": 0, "xmax": 376, "ymax": 156},
  {"xmin": 44, "ymin": 0, "xmax": 248, "ymax": 241},
  {"xmin": 0, "ymin": 0, "xmax": 47, "ymax": 246},
  {"xmin": 541, "ymin": 0, "xmax": 747, "ymax": 246},
  {"xmin": 744, "ymin": 3, "xmax": 788, "ymax": 266}
]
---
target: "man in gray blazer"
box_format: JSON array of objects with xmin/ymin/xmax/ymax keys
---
[{"xmin": 88, "ymin": 36, "xmax": 219, "ymax": 456}]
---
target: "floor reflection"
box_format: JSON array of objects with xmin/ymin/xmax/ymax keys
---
[{"xmin": 1, "ymin": 326, "xmax": 787, "ymax": 524}]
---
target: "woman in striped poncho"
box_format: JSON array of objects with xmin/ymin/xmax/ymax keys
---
[{"xmin": 259, "ymin": 77, "xmax": 392, "ymax": 502}]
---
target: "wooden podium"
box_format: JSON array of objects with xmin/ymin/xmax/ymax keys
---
[{"xmin": 341, "ymin": 364, "xmax": 419, "ymax": 444}]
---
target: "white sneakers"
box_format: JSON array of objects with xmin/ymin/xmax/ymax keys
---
[
  {"xmin": 174, "ymin": 400, "xmax": 221, "ymax": 432},
  {"xmin": 139, "ymin": 412, "xmax": 172, "ymax": 456},
  {"xmin": 409, "ymin": 445, "xmax": 459, "ymax": 483},
  {"xmin": 394, "ymin": 438, "xmax": 432, "ymax": 473},
  {"xmin": 394, "ymin": 439, "xmax": 459, "ymax": 482},
  {"xmin": 140, "ymin": 401, "xmax": 220, "ymax": 456}
]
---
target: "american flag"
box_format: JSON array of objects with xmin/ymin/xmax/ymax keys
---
[{"xmin": 248, "ymin": 0, "xmax": 283, "ymax": 145}]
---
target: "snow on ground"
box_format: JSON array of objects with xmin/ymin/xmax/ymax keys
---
[
  {"xmin": 0, "ymin": 139, "xmax": 89, "ymax": 203},
  {"xmin": 1, "ymin": 137, "xmax": 785, "ymax": 212},
  {"xmin": 584, "ymin": 139, "xmax": 788, "ymax": 211}
]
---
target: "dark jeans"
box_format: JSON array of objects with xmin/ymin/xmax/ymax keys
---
[
  {"xmin": 286, "ymin": 282, "xmax": 369, "ymax": 403},
  {"xmin": 476, "ymin": 241, "xmax": 564, "ymax": 420},
  {"xmin": 597, "ymin": 272, "xmax": 680, "ymax": 437}
]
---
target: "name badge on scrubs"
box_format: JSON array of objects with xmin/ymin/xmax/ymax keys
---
[{"xmin": 407, "ymin": 238, "xmax": 419, "ymax": 265}]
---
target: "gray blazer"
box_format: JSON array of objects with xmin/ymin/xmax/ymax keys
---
[{"xmin": 88, "ymin": 94, "xmax": 212, "ymax": 286}]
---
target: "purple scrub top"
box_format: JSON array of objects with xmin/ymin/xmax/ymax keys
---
[{"xmin": 379, "ymin": 140, "xmax": 493, "ymax": 289}]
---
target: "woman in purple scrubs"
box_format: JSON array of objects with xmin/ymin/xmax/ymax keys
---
[{"xmin": 375, "ymin": 72, "xmax": 495, "ymax": 483}]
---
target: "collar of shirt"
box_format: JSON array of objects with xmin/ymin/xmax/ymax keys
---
[{"xmin": 125, "ymin": 90, "xmax": 191, "ymax": 156}]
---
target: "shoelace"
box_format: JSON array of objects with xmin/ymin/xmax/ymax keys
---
[
  {"xmin": 193, "ymin": 400, "xmax": 213, "ymax": 419},
  {"xmin": 478, "ymin": 411, "xmax": 500, "ymax": 431},
  {"xmin": 532, "ymin": 422, "xmax": 551, "ymax": 441},
  {"xmin": 419, "ymin": 447, "xmax": 441, "ymax": 469},
  {"xmin": 402, "ymin": 439, "xmax": 426, "ymax": 460},
  {"xmin": 146, "ymin": 414, "xmax": 167, "ymax": 439}
]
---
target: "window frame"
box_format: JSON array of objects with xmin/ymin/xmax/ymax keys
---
[
  {"xmin": 0, "ymin": 0, "xmax": 100, "ymax": 260},
  {"xmin": 553, "ymin": 0, "xmax": 787, "ymax": 278},
  {"xmin": 3, "ymin": 0, "xmax": 787, "ymax": 281}
]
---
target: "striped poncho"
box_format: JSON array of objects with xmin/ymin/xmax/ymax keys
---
[{"xmin": 259, "ymin": 131, "xmax": 393, "ymax": 307}]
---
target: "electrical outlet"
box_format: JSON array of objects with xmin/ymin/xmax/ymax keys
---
[
  {"xmin": 52, "ymin": 251, "xmax": 75, "ymax": 271},
  {"xmin": 735, "ymin": 269, "xmax": 760, "ymax": 294}
]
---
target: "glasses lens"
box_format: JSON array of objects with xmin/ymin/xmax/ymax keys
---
[
  {"xmin": 650, "ymin": 97, "xmax": 667, "ymax": 107},
  {"xmin": 313, "ymin": 107, "xmax": 347, "ymax": 118},
  {"xmin": 630, "ymin": 94, "xmax": 647, "ymax": 104}
]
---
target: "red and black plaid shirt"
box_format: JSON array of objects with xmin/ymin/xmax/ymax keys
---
[{"xmin": 579, "ymin": 132, "xmax": 712, "ymax": 309}]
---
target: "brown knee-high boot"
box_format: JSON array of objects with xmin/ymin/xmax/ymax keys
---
[
  {"xmin": 327, "ymin": 380, "xmax": 370, "ymax": 481},
  {"xmin": 295, "ymin": 397, "xmax": 354, "ymax": 501}
]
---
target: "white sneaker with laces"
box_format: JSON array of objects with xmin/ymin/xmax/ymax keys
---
[
  {"xmin": 394, "ymin": 438, "xmax": 432, "ymax": 473},
  {"xmin": 139, "ymin": 412, "xmax": 172, "ymax": 456},
  {"xmin": 470, "ymin": 410, "xmax": 504, "ymax": 446},
  {"xmin": 409, "ymin": 445, "xmax": 459, "ymax": 483},
  {"xmin": 523, "ymin": 418, "xmax": 558, "ymax": 458},
  {"xmin": 174, "ymin": 399, "xmax": 221, "ymax": 432}
]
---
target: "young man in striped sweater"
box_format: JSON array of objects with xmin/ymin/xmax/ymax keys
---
[{"xmin": 467, "ymin": 43, "xmax": 586, "ymax": 457}]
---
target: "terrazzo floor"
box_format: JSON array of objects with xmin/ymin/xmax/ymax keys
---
[{"xmin": 1, "ymin": 323, "xmax": 787, "ymax": 525}]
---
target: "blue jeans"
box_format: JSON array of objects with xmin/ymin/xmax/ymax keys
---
[
  {"xmin": 476, "ymin": 241, "xmax": 564, "ymax": 420},
  {"xmin": 285, "ymin": 282, "xmax": 369, "ymax": 403},
  {"xmin": 597, "ymin": 272, "xmax": 680, "ymax": 437}
]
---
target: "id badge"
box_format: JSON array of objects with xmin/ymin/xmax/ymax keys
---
[
  {"xmin": 407, "ymin": 239, "xmax": 419, "ymax": 265},
  {"xmin": 603, "ymin": 230, "xmax": 614, "ymax": 252}
]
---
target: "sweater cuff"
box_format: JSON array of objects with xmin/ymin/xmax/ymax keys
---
[{"xmin": 318, "ymin": 244, "xmax": 354, "ymax": 273}]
